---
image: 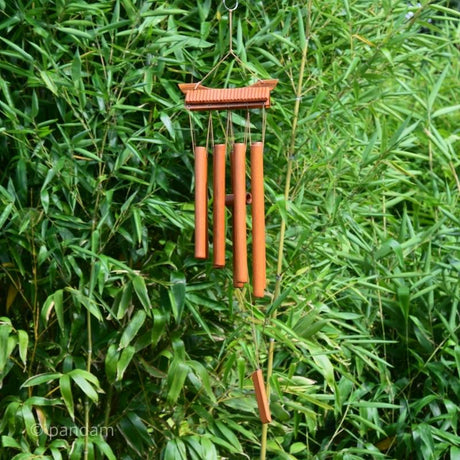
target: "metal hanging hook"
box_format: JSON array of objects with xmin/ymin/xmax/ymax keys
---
[
  {"xmin": 223, "ymin": 0, "xmax": 238, "ymax": 12},
  {"xmin": 223, "ymin": 0, "xmax": 238, "ymax": 53}
]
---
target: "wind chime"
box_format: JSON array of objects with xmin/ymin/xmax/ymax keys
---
[{"xmin": 178, "ymin": 0, "xmax": 277, "ymax": 425}]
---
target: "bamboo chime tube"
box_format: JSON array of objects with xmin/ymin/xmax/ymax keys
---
[
  {"xmin": 194, "ymin": 146, "xmax": 208, "ymax": 259},
  {"xmin": 213, "ymin": 144, "xmax": 226, "ymax": 268},
  {"xmin": 251, "ymin": 369, "xmax": 272, "ymax": 424},
  {"xmin": 250, "ymin": 142, "xmax": 266, "ymax": 297},
  {"xmin": 232, "ymin": 143, "xmax": 248, "ymax": 286}
]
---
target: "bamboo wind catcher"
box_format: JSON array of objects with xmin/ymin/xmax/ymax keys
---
[
  {"xmin": 178, "ymin": 0, "xmax": 277, "ymax": 434},
  {"xmin": 179, "ymin": 80, "xmax": 277, "ymax": 297}
]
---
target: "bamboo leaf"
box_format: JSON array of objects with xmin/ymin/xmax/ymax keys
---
[
  {"xmin": 119, "ymin": 310, "xmax": 146, "ymax": 350},
  {"xmin": 151, "ymin": 309, "xmax": 166, "ymax": 347},
  {"xmin": 164, "ymin": 439, "xmax": 187, "ymax": 460},
  {"xmin": 68, "ymin": 370, "xmax": 101, "ymax": 403},
  {"xmin": 59, "ymin": 374, "xmax": 75, "ymax": 421},
  {"xmin": 132, "ymin": 275, "xmax": 151, "ymax": 311},
  {"xmin": 116, "ymin": 346, "xmax": 136, "ymax": 381},
  {"xmin": 91, "ymin": 435, "xmax": 116, "ymax": 460},
  {"xmin": 21, "ymin": 373, "xmax": 62, "ymax": 388},
  {"xmin": 0, "ymin": 203, "xmax": 13, "ymax": 228},
  {"xmin": 1, "ymin": 435, "xmax": 22, "ymax": 449},
  {"xmin": 54, "ymin": 289, "xmax": 65, "ymax": 332},
  {"xmin": 432, "ymin": 104, "xmax": 460, "ymax": 118},
  {"xmin": 428, "ymin": 65, "xmax": 449, "ymax": 111},
  {"xmin": 17, "ymin": 330, "xmax": 28, "ymax": 365},
  {"xmin": 105, "ymin": 344, "xmax": 119, "ymax": 384},
  {"xmin": 0, "ymin": 37, "xmax": 33, "ymax": 62},
  {"xmin": 167, "ymin": 360, "xmax": 189, "ymax": 405},
  {"xmin": 21, "ymin": 403, "xmax": 38, "ymax": 443},
  {"xmin": 160, "ymin": 113, "xmax": 175, "ymax": 140},
  {"xmin": 169, "ymin": 271, "xmax": 186, "ymax": 323},
  {"xmin": 6, "ymin": 284, "xmax": 18, "ymax": 312}
]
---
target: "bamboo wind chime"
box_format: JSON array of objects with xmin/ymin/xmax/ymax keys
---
[
  {"xmin": 178, "ymin": 1, "xmax": 277, "ymax": 426},
  {"xmin": 179, "ymin": 80, "xmax": 277, "ymax": 298}
]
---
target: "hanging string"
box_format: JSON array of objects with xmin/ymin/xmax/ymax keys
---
[
  {"xmin": 210, "ymin": 113, "xmax": 215, "ymax": 147},
  {"xmin": 215, "ymin": 111, "xmax": 227, "ymax": 144},
  {"xmin": 225, "ymin": 110, "xmax": 234, "ymax": 148},
  {"xmin": 262, "ymin": 106, "xmax": 267, "ymax": 145},
  {"xmin": 250, "ymin": 300, "xmax": 261, "ymax": 370},
  {"xmin": 188, "ymin": 111, "xmax": 196, "ymax": 152},
  {"xmin": 206, "ymin": 111, "xmax": 214, "ymax": 152},
  {"xmin": 194, "ymin": 0, "xmax": 259, "ymax": 89},
  {"xmin": 196, "ymin": 50, "xmax": 260, "ymax": 89},
  {"xmin": 235, "ymin": 289, "xmax": 260, "ymax": 369},
  {"xmin": 243, "ymin": 109, "xmax": 251, "ymax": 146}
]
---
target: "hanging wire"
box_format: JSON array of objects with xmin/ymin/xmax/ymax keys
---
[
  {"xmin": 243, "ymin": 109, "xmax": 251, "ymax": 146},
  {"xmin": 188, "ymin": 112, "xmax": 196, "ymax": 152},
  {"xmin": 250, "ymin": 302, "xmax": 261, "ymax": 369},
  {"xmin": 261, "ymin": 106, "xmax": 267, "ymax": 145},
  {"xmin": 223, "ymin": 0, "xmax": 239, "ymax": 12},
  {"xmin": 215, "ymin": 111, "xmax": 227, "ymax": 143},
  {"xmin": 194, "ymin": 0, "xmax": 259, "ymax": 88},
  {"xmin": 206, "ymin": 112, "xmax": 214, "ymax": 153},
  {"xmin": 235, "ymin": 289, "xmax": 260, "ymax": 369},
  {"xmin": 225, "ymin": 110, "xmax": 234, "ymax": 147},
  {"xmin": 196, "ymin": 50, "xmax": 260, "ymax": 88}
]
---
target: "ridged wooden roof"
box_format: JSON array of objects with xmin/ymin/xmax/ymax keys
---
[{"xmin": 178, "ymin": 79, "xmax": 278, "ymax": 111}]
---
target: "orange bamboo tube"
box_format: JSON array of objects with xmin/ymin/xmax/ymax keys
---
[
  {"xmin": 252, "ymin": 369, "xmax": 272, "ymax": 424},
  {"xmin": 213, "ymin": 144, "xmax": 226, "ymax": 268},
  {"xmin": 232, "ymin": 143, "xmax": 248, "ymax": 286},
  {"xmin": 194, "ymin": 146, "xmax": 208, "ymax": 259},
  {"xmin": 251, "ymin": 142, "xmax": 266, "ymax": 297}
]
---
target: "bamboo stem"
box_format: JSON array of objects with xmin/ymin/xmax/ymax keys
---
[
  {"xmin": 250, "ymin": 142, "xmax": 266, "ymax": 298},
  {"xmin": 213, "ymin": 144, "xmax": 227, "ymax": 268},
  {"xmin": 260, "ymin": 339, "xmax": 275, "ymax": 460},
  {"xmin": 84, "ymin": 249, "xmax": 96, "ymax": 460},
  {"xmin": 261, "ymin": 2, "xmax": 311, "ymax": 459},
  {"xmin": 194, "ymin": 146, "xmax": 208, "ymax": 259},
  {"xmin": 273, "ymin": 4, "xmax": 311, "ymax": 302}
]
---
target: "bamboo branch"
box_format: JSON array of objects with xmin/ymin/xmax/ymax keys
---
[
  {"xmin": 260, "ymin": 2, "xmax": 312, "ymax": 459},
  {"xmin": 273, "ymin": 11, "xmax": 310, "ymax": 302},
  {"xmin": 260, "ymin": 338, "xmax": 275, "ymax": 460}
]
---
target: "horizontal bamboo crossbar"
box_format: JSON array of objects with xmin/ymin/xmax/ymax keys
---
[
  {"xmin": 225, "ymin": 193, "xmax": 252, "ymax": 206},
  {"xmin": 179, "ymin": 80, "xmax": 278, "ymax": 111}
]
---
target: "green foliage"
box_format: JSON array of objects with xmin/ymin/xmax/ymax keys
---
[{"xmin": 0, "ymin": 0, "xmax": 459, "ymax": 459}]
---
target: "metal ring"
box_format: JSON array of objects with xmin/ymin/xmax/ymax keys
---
[{"xmin": 223, "ymin": 0, "xmax": 238, "ymax": 12}]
